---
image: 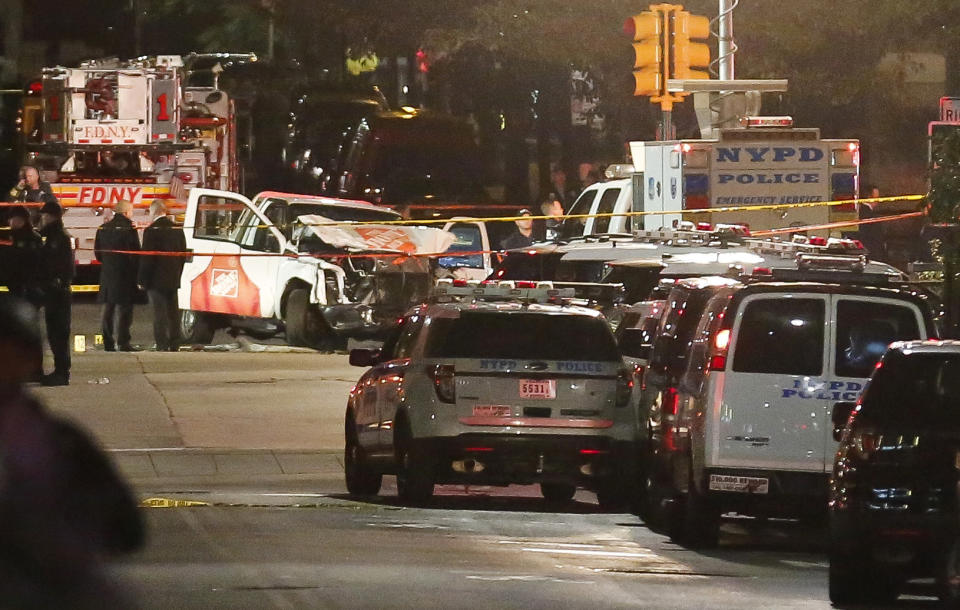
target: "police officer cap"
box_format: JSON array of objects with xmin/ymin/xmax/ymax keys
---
[
  {"xmin": 40, "ymin": 201, "xmax": 62, "ymax": 216},
  {"xmin": 0, "ymin": 295, "xmax": 42, "ymax": 352},
  {"xmin": 7, "ymin": 205, "xmax": 29, "ymax": 220}
]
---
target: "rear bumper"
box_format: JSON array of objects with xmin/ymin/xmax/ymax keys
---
[
  {"xmin": 702, "ymin": 468, "xmax": 828, "ymax": 517},
  {"xmin": 831, "ymin": 510, "xmax": 957, "ymax": 573},
  {"xmin": 424, "ymin": 434, "xmax": 636, "ymax": 488}
]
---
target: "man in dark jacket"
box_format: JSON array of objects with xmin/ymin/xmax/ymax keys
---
[
  {"xmin": 94, "ymin": 200, "xmax": 140, "ymax": 352},
  {"xmin": 3, "ymin": 205, "xmax": 43, "ymax": 305},
  {"xmin": 38, "ymin": 201, "xmax": 74, "ymax": 386},
  {"xmin": 0, "ymin": 294, "xmax": 144, "ymax": 606},
  {"xmin": 137, "ymin": 201, "xmax": 186, "ymax": 351}
]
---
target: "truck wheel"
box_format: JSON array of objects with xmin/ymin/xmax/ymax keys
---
[
  {"xmin": 681, "ymin": 481, "xmax": 721, "ymax": 549},
  {"xmin": 180, "ymin": 310, "xmax": 216, "ymax": 344},
  {"xmin": 395, "ymin": 425, "xmax": 435, "ymax": 505},
  {"xmin": 285, "ymin": 288, "xmax": 328, "ymax": 349},
  {"xmin": 540, "ymin": 483, "xmax": 576, "ymax": 503},
  {"xmin": 344, "ymin": 414, "xmax": 382, "ymax": 496}
]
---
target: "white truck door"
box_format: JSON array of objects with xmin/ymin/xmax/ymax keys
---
[
  {"xmin": 711, "ymin": 293, "xmax": 831, "ymax": 472},
  {"xmin": 179, "ymin": 188, "xmax": 284, "ymax": 319},
  {"xmin": 824, "ymin": 296, "xmax": 927, "ymax": 468},
  {"xmin": 439, "ymin": 220, "xmax": 492, "ymax": 280}
]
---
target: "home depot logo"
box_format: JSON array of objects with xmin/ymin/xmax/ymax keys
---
[{"xmin": 210, "ymin": 269, "xmax": 238, "ymax": 298}]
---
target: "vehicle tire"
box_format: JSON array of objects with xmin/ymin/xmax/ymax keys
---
[
  {"xmin": 344, "ymin": 415, "xmax": 382, "ymax": 497},
  {"xmin": 540, "ymin": 483, "xmax": 577, "ymax": 503},
  {"xmin": 938, "ymin": 539, "xmax": 960, "ymax": 605},
  {"xmin": 180, "ymin": 309, "xmax": 216, "ymax": 344},
  {"xmin": 681, "ymin": 480, "xmax": 721, "ymax": 549},
  {"xmin": 828, "ymin": 547, "xmax": 898, "ymax": 605},
  {"xmin": 395, "ymin": 424, "xmax": 435, "ymax": 505},
  {"xmin": 285, "ymin": 288, "xmax": 329, "ymax": 349},
  {"xmin": 245, "ymin": 328, "xmax": 277, "ymax": 341}
]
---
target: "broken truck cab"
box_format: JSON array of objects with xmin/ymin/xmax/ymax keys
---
[{"xmin": 177, "ymin": 188, "xmax": 454, "ymax": 347}]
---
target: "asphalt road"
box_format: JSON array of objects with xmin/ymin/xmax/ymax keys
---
[{"xmin": 34, "ymin": 299, "xmax": 945, "ymax": 608}]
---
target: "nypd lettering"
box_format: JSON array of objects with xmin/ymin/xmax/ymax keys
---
[
  {"xmin": 478, "ymin": 360, "xmax": 606, "ymax": 374},
  {"xmin": 716, "ymin": 147, "xmax": 825, "ymax": 164},
  {"xmin": 781, "ymin": 379, "xmax": 863, "ymax": 401}
]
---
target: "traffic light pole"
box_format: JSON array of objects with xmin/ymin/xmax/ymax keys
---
[{"xmin": 717, "ymin": 0, "xmax": 735, "ymax": 80}]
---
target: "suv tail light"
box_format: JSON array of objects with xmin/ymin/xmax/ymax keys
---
[
  {"xmin": 662, "ymin": 387, "xmax": 680, "ymax": 451},
  {"xmin": 616, "ymin": 370, "xmax": 634, "ymax": 408},
  {"xmin": 851, "ymin": 429, "xmax": 881, "ymax": 461},
  {"xmin": 431, "ymin": 364, "xmax": 456, "ymax": 404}
]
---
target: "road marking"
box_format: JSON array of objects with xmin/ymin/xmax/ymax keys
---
[
  {"xmin": 521, "ymin": 547, "xmax": 661, "ymax": 559},
  {"xmin": 140, "ymin": 497, "xmax": 210, "ymax": 508},
  {"xmin": 464, "ymin": 574, "xmax": 595, "ymax": 585},
  {"xmin": 498, "ymin": 540, "xmax": 605, "ymax": 549},
  {"xmin": 780, "ymin": 559, "xmax": 828, "ymax": 569}
]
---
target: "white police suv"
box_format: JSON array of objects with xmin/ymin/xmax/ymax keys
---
[{"xmin": 344, "ymin": 279, "xmax": 637, "ymax": 506}]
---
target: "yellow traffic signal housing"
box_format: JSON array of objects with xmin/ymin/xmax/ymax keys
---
[
  {"xmin": 624, "ymin": 11, "xmax": 665, "ymax": 97},
  {"xmin": 672, "ymin": 11, "xmax": 711, "ymax": 82}
]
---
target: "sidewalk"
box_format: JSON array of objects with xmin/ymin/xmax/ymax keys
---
[{"xmin": 32, "ymin": 349, "xmax": 356, "ymax": 484}]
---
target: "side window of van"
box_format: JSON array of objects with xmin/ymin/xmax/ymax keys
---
[
  {"xmin": 591, "ymin": 188, "xmax": 622, "ymax": 234},
  {"xmin": 834, "ymin": 301, "xmax": 920, "ymax": 378},
  {"xmin": 733, "ymin": 298, "xmax": 825, "ymax": 375}
]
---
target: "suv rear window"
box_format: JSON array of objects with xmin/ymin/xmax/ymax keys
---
[
  {"xmin": 426, "ymin": 312, "xmax": 620, "ymax": 362},
  {"xmin": 733, "ymin": 298, "xmax": 824, "ymax": 375},
  {"xmin": 834, "ymin": 300, "xmax": 921, "ymax": 378},
  {"xmin": 861, "ymin": 352, "xmax": 960, "ymax": 419}
]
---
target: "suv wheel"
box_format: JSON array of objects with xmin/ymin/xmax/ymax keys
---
[
  {"xmin": 540, "ymin": 483, "xmax": 576, "ymax": 503},
  {"xmin": 344, "ymin": 415, "xmax": 382, "ymax": 496},
  {"xmin": 286, "ymin": 288, "xmax": 329, "ymax": 349},
  {"xmin": 596, "ymin": 481, "xmax": 628, "ymax": 512},
  {"xmin": 829, "ymin": 547, "xmax": 898, "ymax": 605},
  {"xmin": 395, "ymin": 425, "xmax": 435, "ymax": 505},
  {"xmin": 180, "ymin": 310, "xmax": 216, "ymax": 344},
  {"xmin": 939, "ymin": 539, "xmax": 960, "ymax": 604}
]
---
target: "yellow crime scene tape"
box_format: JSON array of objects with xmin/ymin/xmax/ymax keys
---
[{"xmin": 139, "ymin": 497, "xmax": 211, "ymax": 508}]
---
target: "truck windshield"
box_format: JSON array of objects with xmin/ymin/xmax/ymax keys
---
[{"xmin": 425, "ymin": 312, "xmax": 620, "ymax": 362}]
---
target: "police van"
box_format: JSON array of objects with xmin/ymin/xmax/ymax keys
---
[
  {"xmin": 344, "ymin": 279, "xmax": 638, "ymax": 507},
  {"xmin": 642, "ymin": 248, "xmax": 936, "ymax": 547}
]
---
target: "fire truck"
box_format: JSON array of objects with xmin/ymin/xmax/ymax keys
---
[{"xmin": 18, "ymin": 53, "xmax": 253, "ymax": 277}]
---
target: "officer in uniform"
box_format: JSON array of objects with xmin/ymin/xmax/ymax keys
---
[
  {"xmin": 37, "ymin": 201, "xmax": 74, "ymax": 386},
  {"xmin": 8, "ymin": 166, "xmax": 57, "ymax": 226}
]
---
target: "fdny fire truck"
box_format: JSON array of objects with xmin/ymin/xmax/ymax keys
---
[{"xmin": 18, "ymin": 53, "xmax": 252, "ymax": 273}]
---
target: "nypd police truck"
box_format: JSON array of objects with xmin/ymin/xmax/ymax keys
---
[{"xmin": 559, "ymin": 117, "xmax": 859, "ymax": 239}]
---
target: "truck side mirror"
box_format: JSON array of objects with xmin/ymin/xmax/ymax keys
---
[
  {"xmin": 831, "ymin": 401, "xmax": 857, "ymax": 441},
  {"xmin": 349, "ymin": 348, "xmax": 382, "ymax": 368}
]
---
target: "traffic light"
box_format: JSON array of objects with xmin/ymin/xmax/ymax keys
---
[
  {"xmin": 624, "ymin": 11, "xmax": 665, "ymax": 98},
  {"xmin": 672, "ymin": 10, "xmax": 711, "ymax": 83}
]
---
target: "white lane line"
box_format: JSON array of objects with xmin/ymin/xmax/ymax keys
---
[
  {"xmin": 464, "ymin": 575, "xmax": 595, "ymax": 584},
  {"xmin": 521, "ymin": 548, "xmax": 660, "ymax": 559},
  {"xmin": 497, "ymin": 541, "xmax": 605, "ymax": 549}
]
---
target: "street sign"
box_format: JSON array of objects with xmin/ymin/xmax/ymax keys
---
[{"xmin": 940, "ymin": 97, "xmax": 960, "ymax": 123}]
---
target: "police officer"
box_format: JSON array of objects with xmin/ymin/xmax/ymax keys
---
[
  {"xmin": 37, "ymin": 201, "xmax": 74, "ymax": 386},
  {"xmin": 4, "ymin": 205, "xmax": 43, "ymax": 305}
]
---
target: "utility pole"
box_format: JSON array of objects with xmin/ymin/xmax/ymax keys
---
[
  {"xmin": 717, "ymin": 0, "xmax": 735, "ymax": 80},
  {"xmin": 132, "ymin": 0, "xmax": 143, "ymax": 56}
]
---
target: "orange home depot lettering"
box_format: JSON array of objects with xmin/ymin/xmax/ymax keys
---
[
  {"xmin": 355, "ymin": 227, "xmax": 417, "ymax": 254},
  {"xmin": 77, "ymin": 186, "xmax": 144, "ymax": 205}
]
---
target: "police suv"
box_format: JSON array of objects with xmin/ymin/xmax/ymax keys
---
[
  {"xmin": 642, "ymin": 240, "xmax": 936, "ymax": 547},
  {"xmin": 344, "ymin": 279, "xmax": 637, "ymax": 506}
]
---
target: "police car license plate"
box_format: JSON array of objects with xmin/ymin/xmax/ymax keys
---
[
  {"xmin": 709, "ymin": 474, "xmax": 769, "ymax": 494},
  {"xmin": 473, "ymin": 405, "xmax": 512, "ymax": 417},
  {"xmin": 519, "ymin": 380, "xmax": 556, "ymax": 399}
]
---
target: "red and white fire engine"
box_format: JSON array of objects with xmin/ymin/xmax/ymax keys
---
[{"xmin": 19, "ymin": 53, "xmax": 253, "ymax": 273}]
